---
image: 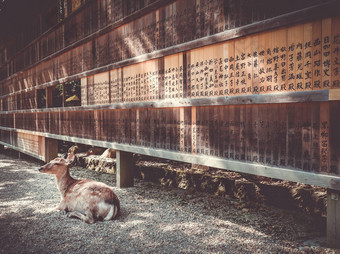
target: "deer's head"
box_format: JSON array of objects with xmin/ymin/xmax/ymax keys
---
[{"xmin": 39, "ymin": 153, "xmax": 75, "ymax": 175}]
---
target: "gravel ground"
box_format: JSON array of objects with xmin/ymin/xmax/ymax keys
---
[{"xmin": 0, "ymin": 153, "xmax": 339, "ymax": 254}]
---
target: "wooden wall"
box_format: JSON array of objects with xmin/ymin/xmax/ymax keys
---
[
  {"xmin": 79, "ymin": 19, "xmax": 339, "ymax": 102},
  {"xmin": 3, "ymin": 16, "xmax": 339, "ymax": 110},
  {"xmin": 1, "ymin": 101, "xmax": 339, "ymax": 175},
  {"xmin": 0, "ymin": 129, "xmax": 45, "ymax": 160},
  {"xmin": 1, "ymin": 14, "xmax": 340, "ymax": 103},
  {"xmin": 0, "ymin": 0, "xmax": 337, "ymax": 93},
  {"xmin": 0, "ymin": 0, "xmax": 340, "ymax": 189}
]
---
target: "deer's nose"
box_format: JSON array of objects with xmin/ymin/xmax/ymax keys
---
[{"xmin": 38, "ymin": 167, "xmax": 44, "ymax": 172}]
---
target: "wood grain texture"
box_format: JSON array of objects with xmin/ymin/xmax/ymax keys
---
[
  {"xmin": 327, "ymin": 189, "xmax": 340, "ymax": 248},
  {"xmin": 1, "ymin": 0, "xmax": 340, "ymax": 194}
]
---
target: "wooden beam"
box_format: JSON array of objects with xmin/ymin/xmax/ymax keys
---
[
  {"xmin": 329, "ymin": 89, "xmax": 340, "ymax": 100},
  {"xmin": 2, "ymin": 128, "xmax": 339, "ymax": 190},
  {"xmin": 0, "ymin": 90, "xmax": 330, "ymax": 114},
  {"xmin": 116, "ymin": 150, "xmax": 134, "ymax": 188},
  {"xmin": 44, "ymin": 137, "xmax": 58, "ymax": 162},
  {"xmin": 327, "ymin": 189, "xmax": 340, "ymax": 248},
  {"xmin": 0, "ymin": 140, "xmax": 45, "ymax": 161}
]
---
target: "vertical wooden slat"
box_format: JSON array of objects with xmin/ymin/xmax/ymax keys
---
[
  {"xmin": 234, "ymin": 37, "xmax": 244, "ymax": 95},
  {"xmin": 227, "ymin": 105, "xmax": 234, "ymax": 160},
  {"xmin": 257, "ymin": 32, "xmax": 266, "ymax": 94},
  {"xmin": 136, "ymin": 109, "xmax": 140, "ymax": 146},
  {"xmin": 311, "ymin": 20, "xmax": 322, "ymax": 91},
  {"xmin": 190, "ymin": 48, "xmax": 197, "ymax": 98},
  {"xmin": 145, "ymin": 109, "xmax": 151, "ymax": 147},
  {"xmin": 180, "ymin": 107, "xmax": 185, "ymax": 152},
  {"xmin": 271, "ymin": 28, "xmax": 287, "ymax": 93},
  {"xmin": 251, "ymin": 34, "xmax": 259, "ymax": 94},
  {"xmin": 234, "ymin": 105, "xmax": 241, "ymax": 161},
  {"xmin": 272, "ymin": 104, "xmax": 279, "ymax": 166},
  {"xmin": 301, "ymin": 103, "xmax": 311, "ymax": 171},
  {"xmin": 320, "ymin": 102, "xmax": 330, "ymax": 172},
  {"xmin": 311, "ymin": 102, "xmax": 320, "ymax": 172},
  {"xmin": 303, "ymin": 22, "xmax": 313, "ymax": 91},
  {"xmin": 294, "ymin": 103, "xmax": 303, "ymax": 169},
  {"xmin": 213, "ymin": 106, "xmax": 219, "ymax": 157},
  {"xmin": 244, "ymin": 105, "xmax": 251, "ymax": 162},
  {"xmin": 322, "ymin": 18, "xmax": 332, "ymax": 90},
  {"xmin": 329, "ymin": 102, "xmax": 340, "ymax": 174},
  {"xmin": 228, "ymin": 41, "xmax": 236, "ymax": 96},
  {"xmin": 185, "ymin": 107, "xmax": 192, "ymax": 154},
  {"xmin": 257, "ymin": 105, "xmax": 264, "ymax": 164},
  {"xmin": 191, "ymin": 106, "xmax": 197, "ymax": 155},
  {"xmin": 130, "ymin": 109, "xmax": 136, "ymax": 145},
  {"xmin": 239, "ymin": 105, "xmax": 245, "ymax": 162},
  {"xmin": 264, "ymin": 28, "xmax": 273, "ymax": 94},
  {"xmin": 331, "ymin": 17, "xmax": 340, "ymax": 91},
  {"xmin": 287, "ymin": 24, "xmax": 304, "ymax": 92}
]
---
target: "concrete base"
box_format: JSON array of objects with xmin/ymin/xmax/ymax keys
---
[
  {"xmin": 116, "ymin": 151, "xmax": 134, "ymax": 188},
  {"xmin": 327, "ymin": 189, "xmax": 340, "ymax": 248},
  {"xmin": 45, "ymin": 138, "xmax": 58, "ymax": 162}
]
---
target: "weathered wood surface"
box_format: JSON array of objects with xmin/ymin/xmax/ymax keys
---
[
  {"xmin": 0, "ymin": 1, "xmax": 339, "ymax": 247},
  {"xmin": 1, "ymin": 101, "xmax": 339, "ymax": 176},
  {"xmin": 327, "ymin": 189, "xmax": 340, "ymax": 248},
  {"xmin": 1, "ymin": 16, "xmax": 340, "ymax": 109},
  {"xmin": 0, "ymin": 0, "xmax": 340, "ymax": 192},
  {"xmin": 2, "ymin": 125, "xmax": 340, "ymax": 191},
  {"xmin": 0, "ymin": 129, "xmax": 45, "ymax": 160},
  {"xmin": 1, "ymin": 1, "xmax": 340, "ymax": 97}
]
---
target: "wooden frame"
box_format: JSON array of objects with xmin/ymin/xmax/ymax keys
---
[
  {"xmin": 1, "ymin": 0, "xmax": 340, "ymax": 248},
  {"xmin": 1, "ymin": 127, "xmax": 339, "ymax": 190},
  {"xmin": 0, "ymin": 90, "xmax": 330, "ymax": 114}
]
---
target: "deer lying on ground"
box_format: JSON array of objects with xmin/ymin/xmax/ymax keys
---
[{"xmin": 39, "ymin": 153, "xmax": 120, "ymax": 224}]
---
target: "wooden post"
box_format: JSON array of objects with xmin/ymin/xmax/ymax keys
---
[
  {"xmin": 0, "ymin": 144, "xmax": 4, "ymax": 153},
  {"xmin": 44, "ymin": 137, "xmax": 58, "ymax": 162},
  {"xmin": 116, "ymin": 150, "xmax": 134, "ymax": 188},
  {"xmin": 327, "ymin": 189, "xmax": 340, "ymax": 248}
]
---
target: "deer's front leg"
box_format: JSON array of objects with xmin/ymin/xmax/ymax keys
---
[{"xmin": 56, "ymin": 199, "xmax": 67, "ymax": 211}]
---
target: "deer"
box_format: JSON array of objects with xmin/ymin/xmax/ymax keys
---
[{"xmin": 38, "ymin": 153, "xmax": 120, "ymax": 224}]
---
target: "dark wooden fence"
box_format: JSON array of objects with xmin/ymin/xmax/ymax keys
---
[
  {"xmin": 0, "ymin": 0, "xmax": 340, "ymax": 246},
  {"xmin": 0, "ymin": 0, "xmax": 339, "ymax": 185}
]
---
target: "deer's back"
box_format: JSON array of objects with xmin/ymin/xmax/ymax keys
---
[{"xmin": 64, "ymin": 179, "xmax": 120, "ymax": 217}]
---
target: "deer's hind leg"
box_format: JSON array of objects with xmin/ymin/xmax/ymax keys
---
[{"xmin": 67, "ymin": 211, "xmax": 95, "ymax": 224}]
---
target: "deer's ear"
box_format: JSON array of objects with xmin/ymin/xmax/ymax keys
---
[{"xmin": 66, "ymin": 153, "xmax": 76, "ymax": 166}]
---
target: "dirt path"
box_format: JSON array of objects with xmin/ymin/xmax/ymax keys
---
[{"xmin": 0, "ymin": 153, "xmax": 338, "ymax": 254}]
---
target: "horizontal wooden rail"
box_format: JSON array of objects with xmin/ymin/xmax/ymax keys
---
[
  {"xmin": 0, "ymin": 90, "xmax": 330, "ymax": 114},
  {"xmin": 0, "ymin": 140, "xmax": 44, "ymax": 161},
  {"xmin": 1, "ymin": 127, "xmax": 340, "ymax": 190}
]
